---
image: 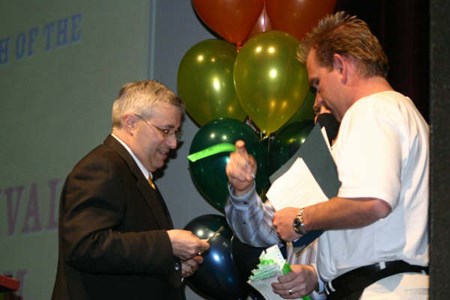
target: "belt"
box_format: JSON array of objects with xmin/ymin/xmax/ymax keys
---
[{"xmin": 325, "ymin": 260, "xmax": 429, "ymax": 300}]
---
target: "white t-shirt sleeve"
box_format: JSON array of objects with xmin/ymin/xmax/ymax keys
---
[{"xmin": 333, "ymin": 98, "xmax": 403, "ymax": 208}]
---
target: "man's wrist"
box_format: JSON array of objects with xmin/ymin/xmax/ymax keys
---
[
  {"xmin": 233, "ymin": 186, "xmax": 253, "ymax": 197},
  {"xmin": 228, "ymin": 182, "xmax": 255, "ymax": 199}
]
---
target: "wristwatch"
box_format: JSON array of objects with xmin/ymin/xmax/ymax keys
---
[{"xmin": 292, "ymin": 208, "xmax": 307, "ymax": 236}]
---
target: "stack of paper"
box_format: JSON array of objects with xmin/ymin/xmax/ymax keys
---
[
  {"xmin": 266, "ymin": 124, "xmax": 341, "ymax": 250},
  {"xmin": 269, "ymin": 124, "xmax": 340, "ymax": 199},
  {"xmin": 247, "ymin": 245, "xmax": 293, "ymax": 300},
  {"xmin": 249, "ymin": 245, "xmax": 291, "ymax": 281}
]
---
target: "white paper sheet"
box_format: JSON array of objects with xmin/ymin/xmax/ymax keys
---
[
  {"xmin": 248, "ymin": 276, "xmax": 286, "ymax": 300},
  {"xmin": 266, "ymin": 157, "xmax": 328, "ymax": 211}
]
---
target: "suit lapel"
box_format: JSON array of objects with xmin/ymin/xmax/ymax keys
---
[
  {"xmin": 137, "ymin": 180, "xmax": 174, "ymax": 228},
  {"xmin": 103, "ymin": 135, "xmax": 174, "ymax": 229}
]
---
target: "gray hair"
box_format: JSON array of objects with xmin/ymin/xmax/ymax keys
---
[{"xmin": 112, "ymin": 80, "xmax": 185, "ymax": 128}]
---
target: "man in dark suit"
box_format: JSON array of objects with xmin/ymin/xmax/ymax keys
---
[{"xmin": 52, "ymin": 80, "xmax": 209, "ymax": 300}]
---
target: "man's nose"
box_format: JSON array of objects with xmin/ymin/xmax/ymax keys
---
[
  {"xmin": 166, "ymin": 134, "xmax": 178, "ymax": 149},
  {"xmin": 314, "ymin": 93, "xmax": 324, "ymax": 107}
]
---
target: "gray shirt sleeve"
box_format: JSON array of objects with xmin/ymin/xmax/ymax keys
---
[{"xmin": 224, "ymin": 183, "xmax": 282, "ymax": 247}]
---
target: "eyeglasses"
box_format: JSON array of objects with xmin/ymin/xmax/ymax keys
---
[{"xmin": 135, "ymin": 114, "xmax": 183, "ymax": 142}]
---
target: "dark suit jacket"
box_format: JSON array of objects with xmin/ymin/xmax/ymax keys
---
[{"xmin": 52, "ymin": 135, "xmax": 184, "ymax": 300}]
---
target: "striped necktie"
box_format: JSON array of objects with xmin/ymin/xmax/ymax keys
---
[{"xmin": 147, "ymin": 176, "xmax": 156, "ymax": 190}]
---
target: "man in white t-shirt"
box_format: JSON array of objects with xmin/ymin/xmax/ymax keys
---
[{"xmin": 226, "ymin": 12, "xmax": 429, "ymax": 299}]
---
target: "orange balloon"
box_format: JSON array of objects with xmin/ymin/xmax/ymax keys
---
[
  {"xmin": 192, "ymin": 0, "xmax": 265, "ymax": 46},
  {"xmin": 265, "ymin": 0, "xmax": 336, "ymax": 41}
]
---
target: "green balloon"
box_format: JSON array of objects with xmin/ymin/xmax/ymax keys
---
[
  {"xmin": 268, "ymin": 120, "xmax": 314, "ymax": 175},
  {"xmin": 234, "ymin": 31, "xmax": 310, "ymax": 135},
  {"xmin": 178, "ymin": 39, "xmax": 247, "ymax": 126},
  {"xmin": 189, "ymin": 118, "xmax": 269, "ymax": 212}
]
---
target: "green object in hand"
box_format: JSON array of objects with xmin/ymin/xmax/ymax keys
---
[
  {"xmin": 281, "ymin": 262, "xmax": 292, "ymax": 275},
  {"xmin": 282, "ymin": 262, "xmax": 312, "ymax": 300}
]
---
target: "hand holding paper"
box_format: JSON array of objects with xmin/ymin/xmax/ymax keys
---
[
  {"xmin": 248, "ymin": 245, "xmax": 311, "ymax": 300},
  {"xmin": 247, "ymin": 245, "xmax": 292, "ymax": 300}
]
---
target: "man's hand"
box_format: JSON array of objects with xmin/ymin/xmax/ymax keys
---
[
  {"xmin": 225, "ymin": 140, "xmax": 257, "ymax": 196},
  {"xmin": 272, "ymin": 264, "xmax": 318, "ymax": 299},
  {"xmin": 167, "ymin": 229, "xmax": 210, "ymax": 261},
  {"xmin": 181, "ymin": 255, "xmax": 204, "ymax": 278}
]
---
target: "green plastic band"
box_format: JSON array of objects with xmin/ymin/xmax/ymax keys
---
[
  {"xmin": 260, "ymin": 259, "xmax": 275, "ymax": 266},
  {"xmin": 187, "ymin": 143, "xmax": 236, "ymax": 162},
  {"xmin": 282, "ymin": 262, "xmax": 292, "ymax": 275}
]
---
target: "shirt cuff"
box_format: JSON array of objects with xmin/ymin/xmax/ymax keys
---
[{"xmin": 227, "ymin": 182, "xmax": 256, "ymax": 206}]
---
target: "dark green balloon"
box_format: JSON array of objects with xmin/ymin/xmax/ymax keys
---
[
  {"xmin": 268, "ymin": 120, "xmax": 314, "ymax": 175},
  {"xmin": 189, "ymin": 118, "xmax": 269, "ymax": 212}
]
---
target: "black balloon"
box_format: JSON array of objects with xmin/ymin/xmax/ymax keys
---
[
  {"xmin": 230, "ymin": 236, "xmax": 266, "ymax": 299},
  {"xmin": 184, "ymin": 214, "xmax": 243, "ymax": 300}
]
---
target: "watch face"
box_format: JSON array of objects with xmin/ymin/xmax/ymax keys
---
[
  {"xmin": 293, "ymin": 215, "xmax": 305, "ymax": 235},
  {"xmin": 293, "ymin": 217, "xmax": 302, "ymax": 233}
]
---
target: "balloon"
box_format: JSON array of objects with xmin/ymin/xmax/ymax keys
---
[
  {"xmin": 178, "ymin": 39, "xmax": 247, "ymax": 126},
  {"xmin": 192, "ymin": 0, "xmax": 265, "ymax": 46},
  {"xmin": 234, "ymin": 31, "xmax": 309, "ymax": 135},
  {"xmin": 268, "ymin": 120, "xmax": 314, "ymax": 175},
  {"xmin": 286, "ymin": 88, "xmax": 316, "ymax": 124},
  {"xmin": 189, "ymin": 118, "xmax": 269, "ymax": 212},
  {"xmin": 248, "ymin": 6, "xmax": 272, "ymax": 40},
  {"xmin": 184, "ymin": 214, "xmax": 242, "ymax": 300},
  {"xmin": 266, "ymin": 0, "xmax": 337, "ymax": 41}
]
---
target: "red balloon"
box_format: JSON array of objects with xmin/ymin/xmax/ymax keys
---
[
  {"xmin": 248, "ymin": 5, "xmax": 273, "ymax": 40},
  {"xmin": 266, "ymin": 0, "xmax": 336, "ymax": 41},
  {"xmin": 192, "ymin": 0, "xmax": 265, "ymax": 46}
]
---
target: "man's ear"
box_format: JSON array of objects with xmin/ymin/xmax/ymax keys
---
[
  {"xmin": 333, "ymin": 53, "xmax": 344, "ymax": 72},
  {"xmin": 122, "ymin": 114, "xmax": 138, "ymax": 133},
  {"xmin": 333, "ymin": 53, "xmax": 347, "ymax": 83}
]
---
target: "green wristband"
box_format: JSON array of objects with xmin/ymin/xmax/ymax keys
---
[{"xmin": 187, "ymin": 143, "xmax": 236, "ymax": 162}]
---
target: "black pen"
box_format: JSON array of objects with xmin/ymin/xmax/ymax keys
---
[{"xmin": 198, "ymin": 226, "xmax": 224, "ymax": 255}]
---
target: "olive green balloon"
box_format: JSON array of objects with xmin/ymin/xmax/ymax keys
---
[
  {"xmin": 234, "ymin": 31, "xmax": 309, "ymax": 135},
  {"xmin": 177, "ymin": 39, "xmax": 247, "ymax": 126},
  {"xmin": 286, "ymin": 88, "xmax": 316, "ymax": 124}
]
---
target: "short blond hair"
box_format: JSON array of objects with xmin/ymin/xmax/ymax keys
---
[{"xmin": 297, "ymin": 11, "xmax": 389, "ymax": 78}]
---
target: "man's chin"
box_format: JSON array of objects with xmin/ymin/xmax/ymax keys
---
[{"xmin": 153, "ymin": 157, "xmax": 167, "ymax": 169}]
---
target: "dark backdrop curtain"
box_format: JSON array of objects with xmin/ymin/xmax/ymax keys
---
[{"xmin": 336, "ymin": 0, "xmax": 430, "ymax": 121}]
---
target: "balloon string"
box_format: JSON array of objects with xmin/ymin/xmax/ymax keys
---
[
  {"xmin": 236, "ymin": 41, "xmax": 242, "ymax": 52},
  {"xmin": 187, "ymin": 143, "xmax": 236, "ymax": 162}
]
